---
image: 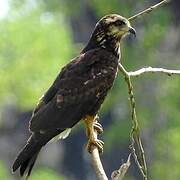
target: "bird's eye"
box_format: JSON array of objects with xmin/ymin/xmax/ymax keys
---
[{"xmin": 115, "ymin": 20, "xmax": 126, "ymax": 26}]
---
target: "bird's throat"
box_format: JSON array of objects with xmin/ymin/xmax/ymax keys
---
[{"xmin": 82, "ymin": 31, "xmax": 121, "ymax": 58}]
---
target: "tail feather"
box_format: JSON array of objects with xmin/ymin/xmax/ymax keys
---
[
  {"xmin": 19, "ymin": 151, "xmax": 39, "ymax": 177},
  {"xmin": 12, "ymin": 130, "xmax": 63, "ymax": 179},
  {"xmin": 27, "ymin": 152, "xmax": 39, "ymax": 177},
  {"xmin": 12, "ymin": 133, "xmax": 45, "ymax": 178},
  {"xmin": 20, "ymin": 159, "xmax": 29, "ymax": 176}
]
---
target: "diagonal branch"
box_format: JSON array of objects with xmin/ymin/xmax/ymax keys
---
[
  {"xmin": 128, "ymin": 0, "xmax": 171, "ymax": 21},
  {"xmin": 90, "ymin": 119, "xmax": 131, "ymax": 180},
  {"xmin": 90, "ymin": 126, "xmax": 108, "ymax": 180}
]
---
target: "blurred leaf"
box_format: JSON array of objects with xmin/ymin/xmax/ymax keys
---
[
  {"xmin": 0, "ymin": 5, "xmax": 75, "ymax": 110},
  {"xmin": 0, "ymin": 161, "xmax": 10, "ymax": 180}
]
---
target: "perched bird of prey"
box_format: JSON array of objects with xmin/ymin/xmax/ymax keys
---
[{"xmin": 12, "ymin": 14, "xmax": 136, "ymax": 179}]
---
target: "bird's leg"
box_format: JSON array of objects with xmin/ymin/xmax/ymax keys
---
[
  {"xmin": 84, "ymin": 115, "xmax": 104, "ymax": 153},
  {"xmin": 85, "ymin": 116, "xmax": 103, "ymax": 136}
]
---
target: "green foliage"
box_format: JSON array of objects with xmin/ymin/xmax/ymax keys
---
[
  {"xmin": 143, "ymin": 9, "xmax": 171, "ymax": 50},
  {"xmin": 90, "ymin": 0, "xmax": 144, "ymax": 17},
  {"xmin": 151, "ymin": 129, "xmax": 180, "ymax": 179},
  {"xmin": 0, "ymin": 161, "xmax": 10, "ymax": 180},
  {"xmin": 104, "ymin": 118, "xmax": 131, "ymax": 151},
  {"xmin": 42, "ymin": 0, "xmax": 82, "ymax": 16},
  {"xmin": 151, "ymin": 77, "xmax": 180, "ymax": 179},
  {"xmin": 0, "ymin": 4, "xmax": 75, "ymax": 110},
  {"xmin": 30, "ymin": 167, "xmax": 66, "ymax": 180}
]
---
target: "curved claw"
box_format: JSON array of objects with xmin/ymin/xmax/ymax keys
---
[
  {"xmin": 86, "ymin": 139, "xmax": 104, "ymax": 154},
  {"xmin": 93, "ymin": 122, "xmax": 103, "ymax": 134},
  {"xmin": 94, "ymin": 115, "xmax": 100, "ymax": 121}
]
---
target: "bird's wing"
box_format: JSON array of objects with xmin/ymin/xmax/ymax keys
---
[
  {"xmin": 32, "ymin": 74, "xmax": 62, "ymax": 115},
  {"xmin": 32, "ymin": 57, "xmax": 80, "ymax": 115},
  {"xmin": 29, "ymin": 48, "xmax": 105, "ymax": 132}
]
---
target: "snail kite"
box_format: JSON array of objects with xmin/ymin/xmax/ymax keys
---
[{"xmin": 12, "ymin": 14, "xmax": 136, "ymax": 179}]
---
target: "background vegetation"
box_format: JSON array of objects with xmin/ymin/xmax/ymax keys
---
[{"xmin": 0, "ymin": 0, "xmax": 179, "ymax": 179}]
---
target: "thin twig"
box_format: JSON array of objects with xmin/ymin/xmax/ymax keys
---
[
  {"xmin": 118, "ymin": 63, "xmax": 148, "ymax": 180},
  {"xmin": 128, "ymin": 67, "xmax": 180, "ymax": 77},
  {"xmin": 111, "ymin": 154, "xmax": 131, "ymax": 180},
  {"xmin": 128, "ymin": 0, "xmax": 171, "ymax": 21}
]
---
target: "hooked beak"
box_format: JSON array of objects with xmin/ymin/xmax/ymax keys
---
[{"xmin": 128, "ymin": 27, "xmax": 136, "ymax": 37}]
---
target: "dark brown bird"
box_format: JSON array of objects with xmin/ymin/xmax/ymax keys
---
[{"xmin": 12, "ymin": 14, "xmax": 136, "ymax": 179}]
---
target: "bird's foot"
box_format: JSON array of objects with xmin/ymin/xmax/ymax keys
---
[
  {"xmin": 84, "ymin": 115, "xmax": 104, "ymax": 153},
  {"xmin": 86, "ymin": 138, "xmax": 104, "ymax": 154}
]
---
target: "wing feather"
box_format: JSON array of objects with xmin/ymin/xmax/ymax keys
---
[{"xmin": 30, "ymin": 48, "xmax": 115, "ymax": 132}]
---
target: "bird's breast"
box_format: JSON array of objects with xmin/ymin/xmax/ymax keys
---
[
  {"xmin": 84, "ymin": 57, "xmax": 118, "ymax": 115},
  {"xmin": 87, "ymin": 56, "xmax": 118, "ymax": 100}
]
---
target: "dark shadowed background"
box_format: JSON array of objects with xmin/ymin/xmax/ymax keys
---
[{"xmin": 0, "ymin": 0, "xmax": 180, "ymax": 179}]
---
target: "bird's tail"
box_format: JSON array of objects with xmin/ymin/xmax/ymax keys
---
[{"xmin": 12, "ymin": 133, "xmax": 47, "ymax": 179}]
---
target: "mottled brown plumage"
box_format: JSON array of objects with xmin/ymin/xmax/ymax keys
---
[{"xmin": 12, "ymin": 14, "xmax": 136, "ymax": 179}]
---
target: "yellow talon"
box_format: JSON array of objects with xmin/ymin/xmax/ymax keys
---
[
  {"xmin": 84, "ymin": 115, "xmax": 104, "ymax": 153},
  {"xmin": 86, "ymin": 139, "xmax": 104, "ymax": 153},
  {"xmin": 93, "ymin": 121, "xmax": 103, "ymax": 134}
]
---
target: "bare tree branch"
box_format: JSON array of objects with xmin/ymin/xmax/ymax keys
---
[
  {"xmin": 90, "ymin": 127, "xmax": 131, "ymax": 180},
  {"xmin": 118, "ymin": 63, "xmax": 148, "ymax": 180},
  {"xmin": 128, "ymin": 0, "xmax": 171, "ymax": 21},
  {"xmin": 90, "ymin": 119, "xmax": 108, "ymax": 180},
  {"xmin": 128, "ymin": 67, "xmax": 180, "ymax": 77}
]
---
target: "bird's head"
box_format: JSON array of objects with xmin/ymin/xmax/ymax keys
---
[
  {"xmin": 96, "ymin": 14, "xmax": 136, "ymax": 41},
  {"xmin": 82, "ymin": 14, "xmax": 136, "ymax": 55}
]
